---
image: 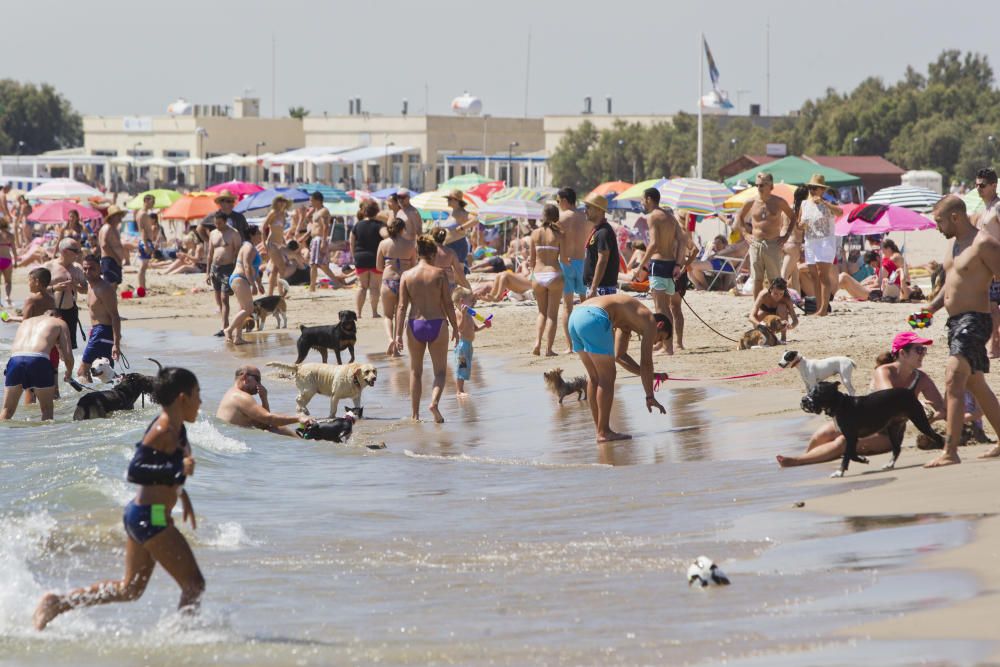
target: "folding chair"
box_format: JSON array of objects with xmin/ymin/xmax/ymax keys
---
[{"xmin": 705, "ymin": 254, "xmax": 749, "ymax": 291}]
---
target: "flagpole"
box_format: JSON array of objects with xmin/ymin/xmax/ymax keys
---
[{"xmin": 697, "ymin": 32, "xmax": 704, "ymax": 179}]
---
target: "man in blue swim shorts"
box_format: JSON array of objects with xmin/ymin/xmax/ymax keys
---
[
  {"xmin": 567, "ymin": 293, "xmax": 668, "ymax": 442},
  {"xmin": 557, "ymin": 187, "xmax": 589, "ymax": 352},
  {"xmin": 635, "ymin": 187, "xmax": 688, "ymax": 354},
  {"xmin": 98, "ymin": 205, "xmax": 127, "ymax": 286},
  {"xmin": 2, "ymin": 310, "xmax": 73, "ymax": 421},
  {"xmin": 78, "ymin": 254, "xmax": 122, "ymax": 383}
]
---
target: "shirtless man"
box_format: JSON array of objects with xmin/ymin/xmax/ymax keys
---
[
  {"xmin": 306, "ymin": 196, "xmax": 339, "ymax": 292},
  {"xmin": 1, "ymin": 310, "xmax": 73, "ymax": 420},
  {"xmin": 636, "ymin": 187, "xmax": 687, "ymax": 353},
  {"xmin": 738, "ymin": 172, "xmax": 795, "ymax": 298},
  {"xmin": 396, "ymin": 188, "xmax": 423, "ymax": 241},
  {"xmin": 971, "ymin": 168, "xmax": 1000, "ymax": 357},
  {"xmin": 924, "ymin": 195, "xmax": 1000, "ymax": 467},
  {"xmin": 46, "ymin": 239, "xmax": 88, "ymax": 353},
  {"xmin": 566, "ymin": 292, "xmax": 668, "ymax": 442},
  {"xmin": 205, "ymin": 210, "xmax": 242, "ymax": 336},
  {"xmin": 78, "ymin": 254, "xmax": 122, "ymax": 383},
  {"xmin": 557, "ymin": 187, "xmax": 589, "ymax": 352},
  {"xmin": 216, "ymin": 365, "xmax": 310, "ymax": 437},
  {"xmin": 98, "ymin": 206, "xmax": 127, "ymax": 287},
  {"xmin": 6, "ymin": 268, "xmax": 59, "ymax": 402},
  {"xmin": 136, "ymin": 194, "xmax": 157, "ymax": 293}
]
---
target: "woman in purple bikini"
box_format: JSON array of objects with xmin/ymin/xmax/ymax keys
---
[
  {"xmin": 376, "ymin": 218, "xmax": 416, "ymax": 357},
  {"xmin": 395, "ymin": 234, "xmax": 460, "ymax": 423}
]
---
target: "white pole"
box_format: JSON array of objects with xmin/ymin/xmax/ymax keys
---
[
  {"xmin": 766, "ymin": 19, "xmax": 771, "ymax": 115},
  {"xmin": 697, "ymin": 33, "xmax": 704, "ymax": 179}
]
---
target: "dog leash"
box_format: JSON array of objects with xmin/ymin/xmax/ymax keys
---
[
  {"xmin": 680, "ymin": 295, "xmax": 741, "ymax": 343},
  {"xmin": 118, "ymin": 350, "xmax": 130, "ymax": 370},
  {"xmin": 653, "ymin": 367, "xmax": 784, "ymax": 389}
]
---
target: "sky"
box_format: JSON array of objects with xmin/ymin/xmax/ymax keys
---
[{"xmin": 5, "ymin": 0, "xmax": 998, "ymax": 119}]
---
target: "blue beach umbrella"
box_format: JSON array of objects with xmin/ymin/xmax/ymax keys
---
[{"xmin": 235, "ymin": 187, "xmax": 310, "ymax": 213}]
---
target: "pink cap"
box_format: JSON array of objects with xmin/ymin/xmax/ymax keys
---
[{"xmin": 891, "ymin": 331, "xmax": 933, "ymax": 354}]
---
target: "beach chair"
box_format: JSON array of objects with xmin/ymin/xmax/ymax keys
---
[{"xmin": 705, "ymin": 254, "xmax": 748, "ymax": 291}]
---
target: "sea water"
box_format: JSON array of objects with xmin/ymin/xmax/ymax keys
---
[{"xmin": 0, "ymin": 327, "xmax": 992, "ymax": 666}]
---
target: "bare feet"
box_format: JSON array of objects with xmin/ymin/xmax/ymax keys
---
[
  {"xmin": 231, "ymin": 337, "xmax": 249, "ymax": 346},
  {"xmin": 544, "ymin": 350, "xmax": 558, "ymax": 357},
  {"xmin": 456, "ymin": 391, "xmax": 469, "ymax": 399},
  {"xmin": 776, "ymin": 455, "xmax": 798, "ymax": 467},
  {"xmin": 372, "ymin": 312, "xmax": 381, "ymax": 318},
  {"xmin": 597, "ymin": 430, "xmax": 632, "ymax": 442},
  {"xmin": 429, "ymin": 404, "xmax": 444, "ymax": 423},
  {"xmin": 924, "ymin": 452, "xmax": 961, "ymax": 468},
  {"xmin": 978, "ymin": 445, "xmax": 1000, "ymax": 459},
  {"xmin": 562, "ymin": 347, "xmax": 574, "ymax": 355},
  {"xmin": 531, "ymin": 346, "xmax": 540, "ymax": 356},
  {"xmin": 34, "ymin": 593, "xmax": 61, "ymax": 630}
]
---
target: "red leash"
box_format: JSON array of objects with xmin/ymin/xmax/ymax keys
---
[{"xmin": 653, "ymin": 367, "xmax": 784, "ymax": 390}]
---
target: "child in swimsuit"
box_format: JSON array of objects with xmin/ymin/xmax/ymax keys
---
[
  {"xmin": 0, "ymin": 221, "xmax": 16, "ymax": 307},
  {"xmin": 452, "ymin": 287, "xmax": 491, "ymax": 398}
]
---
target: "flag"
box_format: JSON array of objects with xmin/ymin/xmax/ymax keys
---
[
  {"xmin": 704, "ymin": 37, "xmax": 721, "ymax": 90},
  {"xmin": 702, "ymin": 36, "xmax": 734, "ymax": 110}
]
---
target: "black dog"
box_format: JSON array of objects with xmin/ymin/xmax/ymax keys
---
[
  {"xmin": 294, "ymin": 311, "xmax": 358, "ymax": 364},
  {"xmin": 800, "ymin": 381, "xmax": 943, "ymax": 477},
  {"xmin": 296, "ymin": 412, "xmax": 356, "ymax": 442},
  {"xmin": 73, "ymin": 373, "xmax": 159, "ymax": 420}
]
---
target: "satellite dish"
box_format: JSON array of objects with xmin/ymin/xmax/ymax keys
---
[
  {"xmin": 450, "ymin": 91, "xmax": 482, "ymax": 116},
  {"xmin": 167, "ymin": 98, "xmax": 192, "ymax": 115}
]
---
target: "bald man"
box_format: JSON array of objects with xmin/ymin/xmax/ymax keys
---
[
  {"xmin": 925, "ymin": 195, "xmax": 1000, "ymax": 467},
  {"xmin": 216, "ymin": 366, "xmax": 312, "ymax": 437}
]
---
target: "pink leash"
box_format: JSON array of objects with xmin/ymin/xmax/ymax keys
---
[{"xmin": 653, "ymin": 367, "xmax": 784, "ymax": 390}]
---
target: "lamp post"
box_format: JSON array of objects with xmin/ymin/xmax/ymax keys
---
[
  {"xmin": 507, "ymin": 141, "xmax": 519, "ymax": 187},
  {"xmin": 15, "ymin": 140, "xmax": 24, "ymax": 171},
  {"xmin": 255, "ymin": 141, "xmax": 266, "ymax": 184},
  {"xmin": 852, "ymin": 136, "xmax": 860, "ymax": 155},
  {"xmin": 384, "ymin": 141, "xmax": 395, "ymax": 189},
  {"xmin": 195, "ymin": 127, "xmax": 208, "ymax": 187},
  {"xmin": 617, "ymin": 139, "xmax": 625, "ymax": 181}
]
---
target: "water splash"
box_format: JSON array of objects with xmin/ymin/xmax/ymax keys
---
[
  {"xmin": 187, "ymin": 419, "xmax": 250, "ymax": 454},
  {"xmin": 0, "ymin": 512, "xmax": 55, "ymax": 634}
]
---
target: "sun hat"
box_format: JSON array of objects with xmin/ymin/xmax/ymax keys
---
[
  {"xmin": 806, "ymin": 174, "xmax": 833, "ymax": 190},
  {"xmin": 891, "ymin": 331, "xmax": 933, "ymax": 354},
  {"xmin": 271, "ymin": 194, "xmax": 291, "ymax": 207},
  {"xmin": 104, "ymin": 205, "xmax": 125, "ymax": 221},
  {"xmin": 582, "ymin": 193, "xmax": 609, "ymax": 212},
  {"xmin": 213, "ymin": 189, "xmax": 236, "ymax": 203},
  {"xmin": 444, "ymin": 189, "xmax": 466, "ymax": 207},
  {"xmin": 396, "ymin": 187, "xmax": 411, "ymax": 197}
]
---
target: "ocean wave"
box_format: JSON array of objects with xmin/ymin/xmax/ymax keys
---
[
  {"xmin": 197, "ymin": 521, "xmax": 262, "ymax": 551},
  {"xmin": 403, "ymin": 450, "xmax": 612, "ymax": 469},
  {"xmin": 0, "ymin": 512, "xmax": 56, "ymax": 635},
  {"xmin": 187, "ymin": 420, "xmax": 250, "ymax": 454}
]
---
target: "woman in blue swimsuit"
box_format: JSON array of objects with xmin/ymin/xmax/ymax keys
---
[
  {"xmin": 376, "ymin": 217, "xmax": 416, "ymax": 357},
  {"xmin": 225, "ymin": 226, "xmax": 262, "ymax": 345},
  {"xmin": 395, "ymin": 234, "xmax": 459, "ymax": 423},
  {"xmin": 34, "ymin": 366, "xmax": 204, "ymax": 630}
]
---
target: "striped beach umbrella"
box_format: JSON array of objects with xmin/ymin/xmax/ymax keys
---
[
  {"xmin": 616, "ymin": 178, "xmax": 668, "ymax": 201},
  {"xmin": 487, "ymin": 187, "xmax": 555, "ymax": 203},
  {"xmin": 657, "ymin": 178, "xmax": 732, "ymax": 215},
  {"xmin": 962, "ymin": 189, "xmax": 986, "ymax": 215},
  {"xmin": 723, "ymin": 183, "xmax": 798, "ymax": 212},
  {"xmin": 866, "ymin": 185, "xmax": 942, "ymax": 211}
]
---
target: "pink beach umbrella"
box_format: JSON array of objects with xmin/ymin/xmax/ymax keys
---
[
  {"xmin": 835, "ymin": 203, "xmax": 936, "ymax": 236},
  {"xmin": 27, "ymin": 200, "xmax": 104, "ymax": 224},
  {"xmin": 206, "ymin": 181, "xmax": 264, "ymax": 200}
]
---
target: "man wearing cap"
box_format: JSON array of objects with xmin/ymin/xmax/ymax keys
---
[
  {"xmin": 557, "ymin": 187, "xmax": 588, "ymax": 352},
  {"xmin": 396, "ymin": 188, "xmax": 422, "ymax": 241},
  {"xmin": 925, "ymin": 195, "xmax": 1000, "ymax": 467},
  {"xmin": 204, "ymin": 189, "xmax": 250, "ymax": 243},
  {"xmin": 97, "ymin": 206, "xmax": 126, "ymax": 286},
  {"xmin": 206, "ymin": 210, "xmax": 242, "ymax": 336},
  {"xmin": 136, "ymin": 194, "xmax": 157, "ymax": 294},
  {"xmin": 582, "ymin": 194, "xmax": 619, "ymax": 300},
  {"xmin": 800, "ymin": 174, "xmax": 842, "ymax": 317},
  {"xmin": 738, "ymin": 172, "xmax": 796, "ymax": 300}
]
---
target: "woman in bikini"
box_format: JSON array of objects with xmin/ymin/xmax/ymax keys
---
[
  {"xmin": 0, "ymin": 220, "xmax": 17, "ymax": 307},
  {"xmin": 879, "ymin": 238, "xmax": 911, "ymax": 301},
  {"xmin": 34, "ymin": 366, "xmax": 204, "ymax": 630},
  {"xmin": 15, "ymin": 195, "xmax": 32, "ymax": 246},
  {"xmin": 431, "ymin": 227, "xmax": 470, "ymax": 290},
  {"xmin": 263, "ymin": 195, "xmax": 291, "ymax": 296},
  {"xmin": 528, "ymin": 204, "xmax": 563, "ymax": 357},
  {"xmin": 224, "ymin": 226, "xmax": 262, "ymax": 345},
  {"xmin": 782, "ymin": 186, "xmax": 807, "ymax": 291},
  {"xmin": 777, "ymin": 331, "xmax": 944, "ymax": 467},
  {"xmin": 439, "ymin": 189, "xmax": 478, "ymax": 273},
  {"xmin": 350, "ymin": 199, "xmax": 386, "ymax": 319},
  {"xmin": 57, "ymin": 210, "xmax": 90, "ymax": 247},
  {"xmin": 748, "ymin": 276, "xmax": 797, "ymax": 339},
  {"xmin": 376, "ymin": 217, "xmax": 416, "ymax": 356},
  {"xmin": 395, "ymin": 234, "xmax": 459, "ymax": 423}
]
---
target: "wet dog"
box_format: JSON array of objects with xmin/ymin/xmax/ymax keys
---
[
  {"xmin": 779, "ymin": 350, "xmax": 857, "ymax": 395},
  {"xmin": 90, "ymin": 357, "xmax": 117, "ymax": 383},
  {"xmin": 296, "ymin": 410, "xmax": 356, "ymax": 443},
  {"xmin": 800, "ymin": 381, "xmax": 943, "ymax": 477},
  {"xmin": 72, "ymin": 358, "xmax": 164, "ymax": 421},
  {"xmin": 245, "ymin": 279, "xmax": 289, "ymax": 332},
  {"xmin": 738, "ymin": 315, "xmax": 786, "ymax": 350},
  {"xmin": 267, "ymin": 361, "xmax": 377, "ymax": 417},
  {"xmin": 543, "ymin": 368, "xmax": 587, "ymax": 404},
  {"xmin": 294, "ymin": 310, "xmax": 358, "ymax": 364}
]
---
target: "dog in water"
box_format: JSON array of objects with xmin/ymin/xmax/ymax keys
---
[
  {"xmin": 244, "ymin": 279, "xmax": 289, "ymax": 332},
  {"xmin": 296, "ymin": 410, "xmax": 356, "ymax": 442},
  {"xmin": 738, "ymin": 315, "xmax": 786, "ymax": 350},
  {"xmin": 687, "ymin": 556, "xmax": 730, "ymax": 587},
  {"xmin": 800, "ymin": 381, "xmax": 943, "ymax": 477},
  {"xmin": 294, "ymin": 310, "xmax": 358, "ymax": 364},
  {"xmin": 267, "ymin": 361, "xmax": 377, "ymax": 417},
  {"xmin": 543, "ymin": 368, "xmax": 587, "ymax": 404},
  {"xmin": 73, "ymin": 358, "xmax": 162, "ymax": 421},
  {"xmin": 779, "ymin": 350, "xmax": 857, "ymax": 395}
]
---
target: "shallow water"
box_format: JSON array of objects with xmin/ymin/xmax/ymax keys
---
[{"xmin": 0, "ymin": 326, "xmax": 991, "ymax": 665}]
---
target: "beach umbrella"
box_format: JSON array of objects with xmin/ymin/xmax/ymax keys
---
[
  {"xmin": 589, "ymin": 181, "xmax": 633, "ymax": 198},
  {"xmin": 478, "ymin": 199, "xmax": 544, "ymax": 219},
  {"xmin": 234, "ymin": 187, "xmax": 310, "ymax": 213},
  {"xmin": 410, "ymin": 189, "xmax": 480, "ymax": 213},
  {"xmin": 370, "ymin": 187, "xmax": 400, "ymax": 200},
  {"xmin": 439, "ymin": 173, "xmax": 495, "ymax": 190},
  {"xmin": 347, "ymin": 189, "xmax": 373, "ymax": 200},
  {"xmin": 27, "ymin": 200, "xmax": 103, "ymax": 224},
  {"xmin": 138, "ymin": 157, "xmax": 177, "ymax": 169},
  {"xmin": 616, "ymin": 178, "xmax": 669, "ymax": 201},
  {"xmin": 28, "ymin": 178, "xmax": 104, "ymax": 200},
  {"xmin": 206, "ymin": 181, "xmax": 264, "ymax": 199},
  {"xmin": 125, "ymin": 189, "xmax": 182, "ymax": 210},
  {"xmin": 865, "ymin": 185, "xmax": 942, "ymax": 211},
  {"xmin": 835, "ymin": 204, "xmax": 936, "ymax": 236},
  {"xmin": 178, "ymin": 157, "xmax": 206, "ymax": 167},
  {"xmin": 963, "ymin": 190, "xmax": 985, "ymax": 215},
  {"xmin": 298, "ymin": 183, "xmax": 352, "ymax": 202},
  {"xmin": 723, "ymin": 183, "xmax": 798, "ymax": 211},
  {"xmin": 656, "ymin": 178, "xmax": 732, "ymax": 215},
  {"xmin": 466, "ymin": 180, "xmax": 506, "ymax": 202},
  {"xmin": 487, "ymin": 187, "xmax": 555, "ymax": 203},
  {"xmin": 159, "ymin": 192, "xmax": 221, "ymax": 221},
  {"xmin": 325, "ymin": 200, "xmax": 360, "ymax": 216}
]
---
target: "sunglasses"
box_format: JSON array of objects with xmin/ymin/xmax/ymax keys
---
[
  {"xmin": 907, "ymin": 345, "xmax": 928, "ymax": 355},
  {"xmin": 65, "ymin": 247, "xmax": 80, "ymax": 254},
  {"xmin": 976, "ymin": 182, "xmax": 994, "ymax": 189}
]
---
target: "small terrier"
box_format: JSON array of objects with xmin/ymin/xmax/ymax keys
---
[
  {"xmin": 543, "ymin": 368, "xmax": 587, "ymax": 404},
  {"xmin": 738, "ymin": 315, "xmax": 786, "ymax": 350}
]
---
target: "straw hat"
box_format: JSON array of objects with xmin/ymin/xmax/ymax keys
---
[
  {"xmin": 805, "ymin": 174, "xmax": 833, "ymax": 190},
  {"xmin": 582, "ymin": 193, "xmax": 609, "ymax": 212},
  {"xmin": 105, "ymin": 205, "xmax": 125, "ymax": 221},
  {"xmin": 271, "ymin": 194, "xmax": 291, "ymax": 207},
  {"xmin": 213, "ymin": 189, "xmax": 237, "ymax": 203},
  {"xmin": 444, "ymin": 189, "xmax": 466, "ymax": 207}
]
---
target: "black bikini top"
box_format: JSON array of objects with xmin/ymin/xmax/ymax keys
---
[{"xmin": 126, "ymin": 418, "xmax": 189, "ymax": 486}]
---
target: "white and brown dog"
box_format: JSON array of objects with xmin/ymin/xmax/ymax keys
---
[
  {"xmin": 779, "ymin": 350, "xmax": 856, "ymax": 395},
  {"xmin": 267, "ymin": 361, "xmax": 377, "ymax": 417}
]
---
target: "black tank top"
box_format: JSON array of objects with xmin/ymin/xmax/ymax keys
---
[{"xmin": 352, "ymin": 219, "xmax": 384, "ymax": 269}]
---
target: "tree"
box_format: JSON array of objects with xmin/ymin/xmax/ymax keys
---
[
  {"xmin": 0, "ymin": 79, "xmax": 81, "ymax": 153},
  {"xmin": 288, "ymin": 106, "xmax": 310, "ymax": 120}
]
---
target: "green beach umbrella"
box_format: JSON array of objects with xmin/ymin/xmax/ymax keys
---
[
  {"xmin": 439, "ymin": 173, "xmax": 494, "ymax": 190},
  {"xmin": 126, "ymin": 189, "xmax": 182, "ymax": 210}
]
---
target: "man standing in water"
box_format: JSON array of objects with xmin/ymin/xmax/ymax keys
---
[
  {"xmin": 98, "ymin": 206, "xmax": 127, "ymax": 287},
  {"xmin": 78, "ymin": 254, "xmax": 122, "ymax": 383},
  {"xmin": 925, "ymin": 195, "xmax": 1000, "ymax": 467},
  {"xmin": 1, "ymin": 310, "xmax": 73, "ymax": 421},
  {"xmin": 738, "ymin": 172, "xmax": 795, "ymax": 298},
  {"xmin": 557, "ymin": 187, "xmax": 588, "ymax": 352},
  {"xmin": 206, "ymin": 210, "xmax": 242, "ymax": 336},
  {"xmin": 216, "ymin": 366, "xmax": 311, "ymax": 436},
  {"xmin": 136, "ymin": 194, "xmax": 157, "ymax": 294},
  {"xmin": 636, "ymin": 188, "xmax": 687, "ymax": 353},
  {"xmin": 396, "ymin": 188, "xmax": 422, "ymax": 241}
]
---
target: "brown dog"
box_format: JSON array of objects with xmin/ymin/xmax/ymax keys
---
[{"xmin": 738, "ymin": 315, "xmax": 786, "ymax": 350}]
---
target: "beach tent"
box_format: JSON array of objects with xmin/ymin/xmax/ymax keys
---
[
  {"xmin": 723, "ymin": 156, "xmax": 861, "ymax": 189},
  {"xmin": 298, "ymin": 183, "xmax": 352, "ymax": 202}
]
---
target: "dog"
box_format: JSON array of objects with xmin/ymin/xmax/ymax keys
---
[
  {"xmin": 294, "ymin": 311, "xmax": 358, "ymax": 364},
  {"xmin": 73, "ymin": 359, "xmax": 163, "ymax": 421},
  {"xmin": 687, "ymin": 556, "xmax": 730, "ymax": 587},
  {"xmin": 779, "ymin": 350, "xmax": 857, "ymax": 395},
  {"xmin": 267, "ymin": 361, "xmax": 376, "ymax": 417},
  {"xmin": 245, "ymin": 279, "xmax": 289, "ymax": 332},
  {"xmin": 738, "ymin": 315, "xmax": 786, "ymax": 350},
  {"xmin": 543, "ymin": 368, "xmax": 587, "ymax": 404},
  {"xmin": 90, "ymin": 357, "xmax": 117, "ymax": 383},
  {"xmin": 800, "ymin": 381, "xmax": 943, "ymax": 477},
  {"xmin": 296, "ymin": 410, "xmax": 356, "ymax": 442}
]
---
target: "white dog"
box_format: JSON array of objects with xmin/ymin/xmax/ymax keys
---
[
  {"xmin": 779, "ymin": 350, "xmax": 856, "ymax": 395},
  {"xmin": 267, "ymin": 361, "xmax": 377, "ymax": 417},
  {"xmin": 687, "ymin": 556, "xmax": 730, "ymax": 587},
  {"xmin": 91, "ymin": 357, "xmax": 118, "ymax": 384}
]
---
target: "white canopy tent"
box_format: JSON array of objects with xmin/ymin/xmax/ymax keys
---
[{"xmin": 308, "ymin": 145, "xmax": 416, "ymax": 164}]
